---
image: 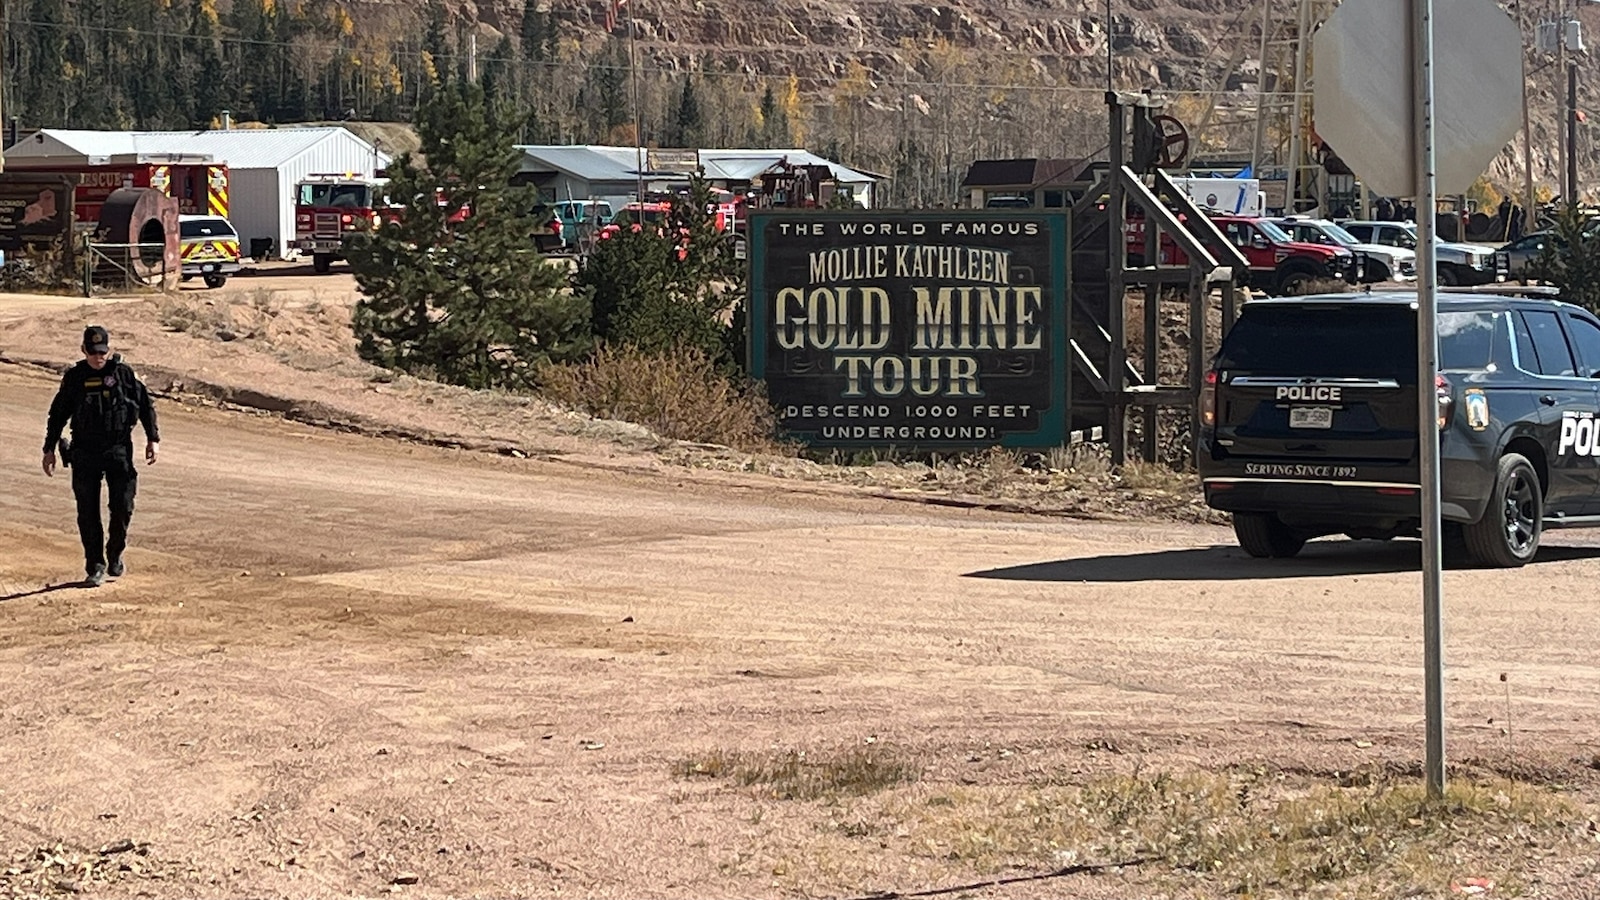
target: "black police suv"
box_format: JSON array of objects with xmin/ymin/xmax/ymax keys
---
[{"xmin": 1199, "ymin": 292, "xmax": 1600, "ymax": 567}]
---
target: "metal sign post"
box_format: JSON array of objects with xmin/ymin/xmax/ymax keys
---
[
  {"xmin": 1315, "ymin": 0, "xmax": 1520, "ymax": 801},
  {"xmin": 1410, "ymin": 0, "xmax": 1446, "ymax": 802}
]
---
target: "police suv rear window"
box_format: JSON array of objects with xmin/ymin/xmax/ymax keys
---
[
  {"xmin": 1219, "ymin": 306, "xmax": 1503, "ymax": 379},
  {"xmin": 1216, "ymin": 305, "xmax": 1416, "ymax": 381}
]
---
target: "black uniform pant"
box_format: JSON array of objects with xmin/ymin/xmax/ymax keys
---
[{"xmin": 70, "ymin": 444, "xmax": 137, "ymax": 571}]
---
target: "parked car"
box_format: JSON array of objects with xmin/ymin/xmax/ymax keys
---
[
  {"xmin": 1273, "ymin": 216, "xmax": 1417, "ymax": 283},
  {"xmin": 178, "ymin": 214, "xmax": 241, "ymax": 289},
  {"xmin": 1200, "ymin": 291, "xmax": 1600, "ymax": 567},
  {"xmin": 1494, "ymin": 231, "xmax": 1561, "ymax": 280},
  {"xmin": 553, "ymin": 199, "xmax": 614, "ymax": 249},
  {"xmin": 1129, "ymin": 214, "xmax": 1360, "ymax": 296},
  {"xmin": 1339, "ymin": 219, "xmax": 1497, "ymax": 286}
]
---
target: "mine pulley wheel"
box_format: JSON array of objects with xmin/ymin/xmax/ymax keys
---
[{"xmin": 1151, "ymin": 114, "xmax": 1191, "ymax": 168}]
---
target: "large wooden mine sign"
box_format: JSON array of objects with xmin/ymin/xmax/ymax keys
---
[{"xmin": 748, "ymin": 210, "xmax": 1070, "ymax": 448}]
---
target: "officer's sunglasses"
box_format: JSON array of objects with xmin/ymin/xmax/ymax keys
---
[{"xmin": 85, "ymin": 349, "xmax": 107, "ymax": 357}]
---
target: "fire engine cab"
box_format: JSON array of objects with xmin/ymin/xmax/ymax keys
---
[{"xmin": 294, "ymin": 174, "xmax": 389, "ymax": 273}]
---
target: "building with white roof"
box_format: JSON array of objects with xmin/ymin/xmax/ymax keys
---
[
  {"xmin": 4, "ymin": 126, "xmax": 390, "ymax": 259},
  {"xmin": 514, "ymin": 145, "xmax": 881, "ymax": 210}
]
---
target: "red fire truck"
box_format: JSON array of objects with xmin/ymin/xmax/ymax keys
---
[
  {"xmin": 293, "ymin": 174, "xmax": 392, "ymax": 273},
  {"xmin": 295, "ymin": 175, "xmax": 563, "ymax": 272},
  {"xmin": 3, "ymin": 156, "xmax": 229, "ymax": 230}
]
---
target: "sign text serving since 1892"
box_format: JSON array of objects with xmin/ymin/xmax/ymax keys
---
[{"xmin": 748, "ymin": 211, "xmax": 1069, "ymax": 448}]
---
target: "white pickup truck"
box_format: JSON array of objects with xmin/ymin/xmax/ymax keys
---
[{"xmin": 1340, "ymin": 219, "xmax": 1497, "ymax": 286}]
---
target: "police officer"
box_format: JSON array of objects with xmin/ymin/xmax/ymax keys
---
[{"xmin": 41, "ymin": 326, "xmax": 160, "ymax": 587}]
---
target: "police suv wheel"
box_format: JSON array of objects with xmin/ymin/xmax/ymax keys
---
[
  {"xmin": 1232, "ymin": 513, "xmax": 1307, "ymax": 559},
  {"xmin": 203, "ymin": 274, "xmax": 226, "ymax": 289},
  {"xmin": 1463, "ymin": 453, "xmax": 1542, "ymax": 568}
]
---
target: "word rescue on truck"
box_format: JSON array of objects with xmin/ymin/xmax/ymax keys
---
[{"xmin": 1199, "ymin": 292, "xmax": 1600, "ymax": 568}]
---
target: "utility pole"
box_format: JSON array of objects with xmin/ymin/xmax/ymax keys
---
[
  {"xmin": 1558, "ymin": 0, "xmax": 1570, "ymax": 202},
  {"xmin": 1250, "ymin": 0, "xmax": 1273, "ymax": 175},
  {"xmin": 1569, "ymin": 60, "xmax": 1580, "ymax": 201},
  {"xmin": 1105, "ymin": 0, "xmax": 1114, "ymax": 94},
  {"xmin": 1520, "ymin": 0, "xmax": 1537, "ymax": 230},
  {"xmin": 629, "ymin": 0, "xmax": 644, "ymax": 203},
  {"xmin": 1, "ymin": 0, "xmax": 6, "ymax": 173},
  {"xmin": 1285, "ymin": 0, "xmax": 1314, "ymax": 212}
]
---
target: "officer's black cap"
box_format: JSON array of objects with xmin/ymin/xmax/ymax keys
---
[{"xmin": 83, "ymin": 325, "xmax": 109, "ymax": 354}]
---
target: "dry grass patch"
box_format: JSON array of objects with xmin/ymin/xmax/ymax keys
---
[
  {"xmin": 538, "ymin": 344, "xmax": 787, "ymax": 453},
  {"xmin": 891, "ymin": 767, "xmax": 1588, "ymax": 896},
  {"xmin": 1118, "ymin": 458, "xmax": 1198, "ymax": 494},
  {"xmin": 676, "ymin": 745, "xmax": 919, "ymax": 801}
]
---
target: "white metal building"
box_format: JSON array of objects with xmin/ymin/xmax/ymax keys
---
[
  {"xmin": 513, "ymin": 145, "xmax": 880, "ymax": 211},
  {"xmin": 3, "ymin": 126, "xmax": 390, "ymax": 259}
]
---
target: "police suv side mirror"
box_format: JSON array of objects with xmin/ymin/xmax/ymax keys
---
[{"xmin": 1251, "ymin": 234, "xmax": 1269, "ymax": 249}]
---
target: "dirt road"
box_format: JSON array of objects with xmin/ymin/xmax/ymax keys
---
[{"xmin": 3, "ymin": 278, "xmax": 1600, "ymax": 897}]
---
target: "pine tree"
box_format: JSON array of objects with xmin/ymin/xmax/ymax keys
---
[
  {"xmin": 577, "ymin": 176, "xmax": 743, "ymax": 366},
  {"xmin": 348, "ymin": 82, "xmax": 590, "ymax": 390},
  {"xmin": 757, "ymin": 86, "xmax": 789, "ymax": 147},
  {"xmin": 668, "ymin": 75, "xmax": 703, "ymax": 148},
  {"xmin": 1529, "ymin": 204, "xmax": 1600, "ymax": 313}
]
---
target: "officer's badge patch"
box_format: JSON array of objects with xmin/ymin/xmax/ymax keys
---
[
  {"xmin": 103, "ymin": 375, "xmax": 116, "ymax": 387},
  {"xmin": 1464, "ymin": 388, "xmax": 1489, "ymax": 431}
]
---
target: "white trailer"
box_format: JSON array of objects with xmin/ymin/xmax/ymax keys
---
[{"xmin": 1168, "ymin": 176, "xmax": 1266, "ymax": 217}]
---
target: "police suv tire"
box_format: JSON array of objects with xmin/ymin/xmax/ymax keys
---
[
  {"xmin": 1463, "ymin": 453, "xmax": 1542, "ymax": 568},
  {"xmin": 203, "ymin": 274, "xmax": 226, "ymax": 289},
  {"xmin": 1438, "ymin": 266, "xmax": 1460, "ymax": 287},
  {"xmin": 1233, "ymin": 513, "xmax": 1307, "ymax": 559}
]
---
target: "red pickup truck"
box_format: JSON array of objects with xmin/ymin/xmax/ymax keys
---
[{"xmin": 1129, "ymin": 214, "xmax": 1361, "ymax": 296}]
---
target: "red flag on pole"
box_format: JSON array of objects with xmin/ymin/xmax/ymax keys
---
[{"xmin": 604, "ymin": 0, "xmax": 629, "ymax": 32}]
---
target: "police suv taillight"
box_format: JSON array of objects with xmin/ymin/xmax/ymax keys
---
[
  {"xmin": 1201, "ymin": 370, "xmax": 1218, "ymax": 427},
  {"xmin": 1436, "ymin": 374, "xmax": 1454, "ymax": 431}
]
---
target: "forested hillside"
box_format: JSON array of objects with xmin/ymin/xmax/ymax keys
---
[{"xmin": 1, "ymin": 0, "xmax": 1590, "ymax": 205}]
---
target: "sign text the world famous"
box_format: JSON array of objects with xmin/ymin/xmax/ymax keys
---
[{"xmin": 750, "ymin": 213, "xmax": 1067, "ymax": 447}]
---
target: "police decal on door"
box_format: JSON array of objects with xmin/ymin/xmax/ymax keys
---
[{"xmin": 1557, "ymin": 410, "xmax": 1600, "ymax": 456}]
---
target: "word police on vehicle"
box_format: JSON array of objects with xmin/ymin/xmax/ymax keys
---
[
  {"xmin": 1558, "ymin": 411, "xmax": 1600, "ymax": 457},
  {"xmin": 1276, "ymin": 384, "xmax": 1343, "ymax": 402}
]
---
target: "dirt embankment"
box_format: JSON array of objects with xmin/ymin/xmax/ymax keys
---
[{"xmin": 0, "ymin": 267, "xmax": 1221, "ymax": 524}]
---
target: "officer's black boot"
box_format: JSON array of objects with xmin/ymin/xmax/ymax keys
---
[{"xmin": 85, "ymin": 564, "xmax": 106, "ymax": 588}]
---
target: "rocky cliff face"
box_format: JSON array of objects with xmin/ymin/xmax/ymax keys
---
[{"xmin": 430, "ymin": 0, "xmax": 1591, "ymax": 197}]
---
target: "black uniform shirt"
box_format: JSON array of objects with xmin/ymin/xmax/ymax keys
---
[{"xmin": 42, "ymin": 355, "xmax": 160, "ymax": 454}]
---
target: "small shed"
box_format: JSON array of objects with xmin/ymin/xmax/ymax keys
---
[
  {"xmin": 4, "ymin": 126, "xmax": 390, "ymax": 258},
  {"xmin": 959, "ymin": 158, "xmax": 1093, "ymax": 209}
]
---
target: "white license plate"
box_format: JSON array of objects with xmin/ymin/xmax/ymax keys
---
[{"xmin": 1289, "ymin": 407, "xmax": 1334, "ymax": 429}]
